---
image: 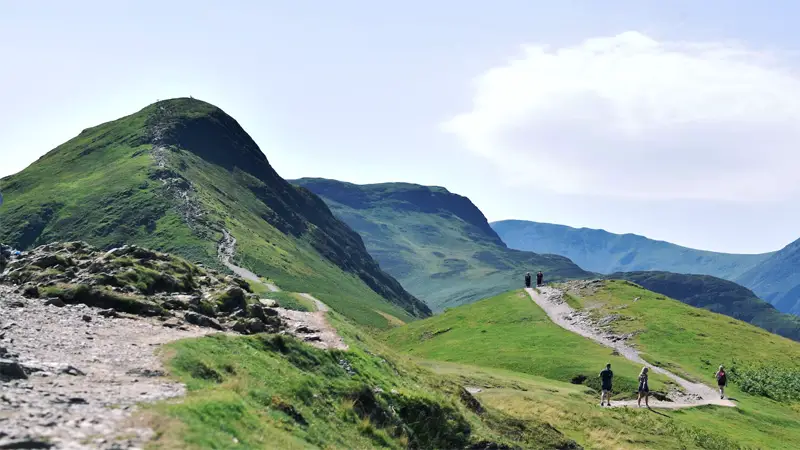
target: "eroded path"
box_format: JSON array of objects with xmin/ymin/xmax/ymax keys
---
[
  {"xmin": 526, "ymin": 287, "xmax": 735, "ymax": 410},
  {"xmin": 0, "ymin": 285, "xmax": 214, "ymax": 449},
  {"xmin": 217, "ymin": 231, "xmax": 346, "ymax": 350}
]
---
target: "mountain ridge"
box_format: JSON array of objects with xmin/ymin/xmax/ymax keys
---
[
  {"xmin": 293, "ymin": 178, "xmax": 592, "ymax": 310},
  {"xmin": 0, "ymin": 98, "xmax": 430, "ymax": 326}
]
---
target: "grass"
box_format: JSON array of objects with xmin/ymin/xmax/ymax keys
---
[
  {"xmin": 565, "ymin": 280, "xmax": 800, "ymax": 386},
  {"xmin": 0, "ymin": 98, "xmax": 428, "ymax": 329},
  {"xmin": 384, "ymin": 290, "xmax": 671, "ymax": 397},
  {"xmin": 293, "ymin": 178, "xmax": 591, "ymax": 311},
  {"xmin": 608, "ymin": 271, "xmax": 800, "ymax": 342},
  {"xmin": 144, "ymin": 314, "xmax": 581, "ymax": 450}
]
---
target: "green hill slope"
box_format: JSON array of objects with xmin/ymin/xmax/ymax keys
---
[
  {"xmin": 385, "ymin": 284, "xmax": 800, "ymax": 449},
  {"xmin": 292, "ymin": 179, "xmax": 590, "ymax": 311},
  {"xmin": 737, "ymin": 238, "xmax": 800, "ymax": 315},
  {"xmin": 0, "ymin": 98, "xmax": 429, "ymax": 327},
  {"xmin": 609, "ymin": 272, "xmax": 800, "ymax": 341},
  {"xmin": 384, "ymin": 290, "xmax": 669, "ymax": 394},
  {"xmin": 492, "ymin": 220, "xmax": 771, "ymax": 280}
]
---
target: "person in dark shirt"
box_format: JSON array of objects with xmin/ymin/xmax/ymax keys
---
[
  {"xmin": 536, "ymin": 271, "xmax": 544, "ymax": 286},
  {"xmin": 599, "ymin": 363, "xmax": 613, "ymax": 406},
  {"xmin": 525, "ymin": 272, "xmax": 532, "ymax": 288}
]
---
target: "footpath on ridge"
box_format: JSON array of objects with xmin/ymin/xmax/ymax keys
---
[
  {"xmin": 217, "ymin": 230, "xmax": 345, "ymax": 350},
  {"xmin": 526, "ymin": 286, "xmax": 736, "ymax": 410}
]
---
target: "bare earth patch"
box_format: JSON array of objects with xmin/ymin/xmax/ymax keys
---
[{"xmin": 0, "ymin": 285, "xmax": 215, "ymax": 449}]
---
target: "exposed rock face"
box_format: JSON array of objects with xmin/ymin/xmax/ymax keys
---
[{"xmin": 0, "ymin": 242, "xmax": 284, "ymax": 335}]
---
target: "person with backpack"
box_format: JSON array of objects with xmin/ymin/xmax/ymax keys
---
[
  {"xmin": 716, "ymin": 365, "xmax": 727, "ymax": 399},
  {"xmin": 536, "ymin": 271, "xmax": 544, "ymax": 287},
  {"xmin": 637, "ymin": 367, "xmax": 650, "ymax": 408},
  {"xmin": 599, "ymin": 363, "xmax": 614, "ymax": 406},
  {"xmin": 525, "ymin": 272, "xmax": 532, "ymax": 288}
]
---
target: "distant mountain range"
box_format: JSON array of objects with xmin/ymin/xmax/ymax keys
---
[{"xmin": 493, "ymin": 220, "xmax": 800, "ymax": 315}]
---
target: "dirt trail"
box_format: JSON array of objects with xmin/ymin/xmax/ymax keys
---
[
  {"xmin": 217, "ymin": 230, "xmax": 278, "ymax": 292},
  {"xmin": 0, "ymin": 286, "xmax": 215, "ymax": 449},
  {"xmin": 526, "ymin": 287, "xmax": 735, "ymax": 410},
  {"xmin": 216, "ymin": 231, "xmax": 345, "ymax": 350}
]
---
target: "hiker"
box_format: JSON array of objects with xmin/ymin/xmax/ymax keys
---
[
  {"xmin": 525, "ymin": 272, "xmax": 532, "ymax": 288},
  {"xmin": 716, "ymin": 365, "xmax": 727, "ymax": 399},
  {"xmin": 536, "ymin": 271, "xmax": 543, "ymax": 287},
  {"xmin": 637, "ymin": 367, "xmax": 650, "ymax": 408},
  {"xmin": 599, "ymin": 363, "xmax": 614, "ymax": 406}
]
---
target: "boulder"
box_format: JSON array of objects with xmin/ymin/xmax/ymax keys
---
[
  {"xmin": 21, "ymin": 284, "xmax": 40, "ymax": 298},
  {"xmin": 259, "ymin": 298, "xmax": 279, "ymax": 308},
  {"xmin": 184, "ymin": 312, "xmax": 223, "ymax": 330},
  {"xmin": 0, "ymin": 359, "xmax": 28, "ymax": 380}
]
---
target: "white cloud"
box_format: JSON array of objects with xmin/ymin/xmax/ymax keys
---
[{"xmin": 443, "ymin": 31, "xmax": 800, "ymax": 201}]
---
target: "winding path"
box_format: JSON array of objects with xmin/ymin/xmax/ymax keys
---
[
  {"xmin": 216, "ymin": 230, "xmax": 345, "ymax": 350},
  {"xmin": 526, "ymin": 287, "xmax": 735, "ymax": 409}
]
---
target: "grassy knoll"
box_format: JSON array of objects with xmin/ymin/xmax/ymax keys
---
[{"xmin": 384, "ymin": 290, "xmax": 670, "ymax": 396}]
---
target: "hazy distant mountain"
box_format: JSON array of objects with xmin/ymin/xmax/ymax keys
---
[
  {"xmin": 737, "ymin": 238, "xmax": 800, "ymax": 315},
  {"xmin": 492, "ymin": 220, "xmax": 772, "ymax": 280}
]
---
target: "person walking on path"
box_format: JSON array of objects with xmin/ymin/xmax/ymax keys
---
[
  {"xmin": 536, "ymin": 271, "xmax": 544, "ymax": 287},
  {"xmin": 599, "ymin": 363, "xmax": 614, "ymax": 406},
  {"xmin": 637, "ymin": 367, "xmax": 650, "ymax": 408},
  {"xmin": 525, "ymin": 272, "xmax": 532, "ymax": 288},
  {"xmin": 715, "ymin": 365, "xmax": 728, "ymax": 399}
]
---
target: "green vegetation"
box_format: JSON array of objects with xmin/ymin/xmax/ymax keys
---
[
  {"xmin": 384, "ymin": 285, "xmax": 800, "ymax": 448},
  {"xmin": 146, "ymin": 315, "xmax": 581, "ymax": 449},
  {"xmin": 610, "ymin": 271, "xmax": 800, "ymax": 342},
  {"xmin": 384, "ymin": 290, "xmax": 670, "ymax": 396},
  {"xmin": 0, "ymin": 98, "xmax": 429, "ymax": 328},
  {"xmin": 293, "ymin": 178, "xmax": 590, "ymax": 311},
  {"xmin": 728, "ymin": 364, "xmax": 800, "ymax": 402},
  {"xmin": 564, "ymin": 280, "xmax": 800, "ymax": 385},
  {"xmin": 492, "ymin": 220, "xmax": 771, "ymax": 280}
]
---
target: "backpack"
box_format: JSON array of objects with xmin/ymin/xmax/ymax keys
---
[{"xmin": 717, "ymin": 370, "xmax": 727, "ymax": 384}]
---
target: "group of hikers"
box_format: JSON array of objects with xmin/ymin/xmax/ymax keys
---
[
  {"xmin": 524, "ymin": 271, "xmax": 543, "ymax": 288},
  {"xmin": 598, "ymin": 363, "xmax": 728, "ymax": 408}
]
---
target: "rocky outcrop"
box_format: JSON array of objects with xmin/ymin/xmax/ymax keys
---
[{"xmin": 0, "ymin": 242, "xmax": 284, "ymax": 335}]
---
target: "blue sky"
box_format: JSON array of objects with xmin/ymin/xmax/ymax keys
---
[{"xmin": 2, "ymin": 1, "xmax": 799, "ymax": 254}]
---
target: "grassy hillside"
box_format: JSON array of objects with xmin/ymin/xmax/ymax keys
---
[
  {"xmin": 384, "ymin": 290, "xmax": 671, "ymax": 396},
  {"xmin": 563, "ymin": 280, "xmax": 800, "ymax": 401},
  {"xmin": 293, "ymin": 179, "xmax": 590, "ymax": 311},
  {"xmin": 492, "ymin": 220, "xmax": 771, "ymax": 280},
  {"xmin": 0, "ymin": 98, "xmax": 429, "ymax": 328},
  {"xmin": 144, "ymin": 313, "xmax": 581, "ymax": 450},
  {"xmin": 385, "ymin": 285, "xmax": 800, "ymax": 449},
  {"xmin": 737, "ymin": 238, "xmax": 800, "ymax": 315},
  {"xmin": 610, "ymin": 272, "xmax": 800, "ymax": 341}
]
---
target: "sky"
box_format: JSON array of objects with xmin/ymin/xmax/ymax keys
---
[{"xmin": 1, "ymin": 0, "xmax": 799, "ymax": 254}]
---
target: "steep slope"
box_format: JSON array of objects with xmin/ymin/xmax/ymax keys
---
[
  {"xmin": 736, "ymin": 238, "xmax": 800, "ymax": 315},
  {"xmin": 0, "ymin": 98, "xmax": 429, "ymax": 327},
  {"xmin": 293, "ymin": 178, "xmax": 590, "ymax": 311},
  {"xmin": 609, "ymin": 271, "xmax": 800, "ymax": 341},
  {"xmin": 492, "ymin": 220, "xmax": 771, "ymax": 279}
]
